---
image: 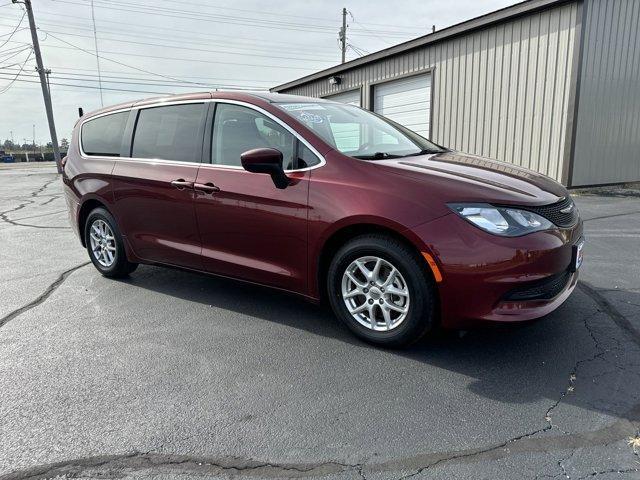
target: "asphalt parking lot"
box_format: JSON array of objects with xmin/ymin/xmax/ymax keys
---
[{"xmin": 1, "ymin": 163, "xmax": 639, "ymax": 480}]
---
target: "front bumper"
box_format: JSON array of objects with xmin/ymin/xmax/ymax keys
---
[{"xmin": 412, "ymin": 213, "xmax": 584, "ymax": 329}]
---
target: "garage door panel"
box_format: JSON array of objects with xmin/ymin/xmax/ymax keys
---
[
  {"xmin": 374, "ymin": 74, "xmax": 431, "ymax": 138},
  {"xmin": 326, "ymin": 90, "xmax": 361, "ymax": 107},
  {"xmin": 379, "ymin": 103, "xmax": 430, "ymax": 117},
  {"xmin": 377, "ymin": 89, "xmax": 431, "ymax": 107}
]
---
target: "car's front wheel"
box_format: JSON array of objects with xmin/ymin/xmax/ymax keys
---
[
  {"xmin": 85, "ymin": 207, "xmax": 138, "ymax": 278},
  {"xmin": 327, "ymin": 234, "xmax": 436, "ymax": 348}
]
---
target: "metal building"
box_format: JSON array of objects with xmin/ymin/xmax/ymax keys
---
[{"xmin": 271, "ymin": 0, "xmax": 640, "ymax": 187}]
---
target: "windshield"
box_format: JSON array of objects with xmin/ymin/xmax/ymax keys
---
[{"xmin": 275, "ymin": 102, "xmax": 445, "ymax": 159}]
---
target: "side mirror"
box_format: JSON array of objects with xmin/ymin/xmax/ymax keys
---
[{"xmin": 241, "ymin": 148, "xmax": 290, "ymax": 189}]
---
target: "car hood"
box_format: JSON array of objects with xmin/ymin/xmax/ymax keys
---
[{"xmin": 374, "ymin": 150, "xmax": 567, "ymax": 206}]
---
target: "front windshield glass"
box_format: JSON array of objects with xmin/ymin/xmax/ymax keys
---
[{"xmin": 275, "ymin": 102, "xmax": 445, "ymax": 159}]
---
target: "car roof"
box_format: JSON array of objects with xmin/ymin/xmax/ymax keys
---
[
  {"xmin": 79, "ymin": 90, "xmax": 333, "ymax": 123},
  {"xmin": 240, "ymin": 91, "xmax": 333, "ymax": 104}
]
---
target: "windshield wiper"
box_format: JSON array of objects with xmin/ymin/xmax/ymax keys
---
[
  {"xmin": 352, "ymin": 152, "xmax": 402, "ymax": 160},
  {"xmin": 399, "ymin": 149, "xmax": 443, "ymax": 158}
]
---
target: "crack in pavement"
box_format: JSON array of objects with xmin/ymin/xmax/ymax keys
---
[
  {"xmin": 5, "ymin": 404, "xmax": 638, "ymax": 480},
  {"xmin": 0, "ymin": 214, "xmax": 70, "ymax": 229},
  {"xmin": 7, "ymin": 209, "xmax": 67, "ymax": 222},
  {"xmin": 0, "ymin": 453, "xmax": 359, "ymax": 480},
  {"xmin": 0, "ymin": 175, "xmax": 69, "ymax": 230},
  {"xmin": 0, "ymin": 262, "xmax": 90, "ymax": 329},
  {"xmin": 39, "ymin": 195, "xmax": 60, "ymax": 206},
  {"xmin": 579, "ymin": 282, "xmax": 640, "ymax": 346},
  {"xmin": 384, "ymin": 403, "xmax": 640, "ymax": 480},
  {"xmin": 1, "ymin": 274, "xmax": 638, "ymax": 477},
  {"xmin": 392, "ymin": 296, "xmax": 638, "ymax": 479},
  {"xmin": 575, "ymin": 466, "xmax": 640, "ymax": 479},
  {"xmin": 582, "ymin": 210, "xmax": 640, "ymax": 223}
]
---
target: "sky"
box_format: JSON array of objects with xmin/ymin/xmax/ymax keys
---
[{"xmin": 0, "ymin": 0, "xmax": 519, "ymax": 146}]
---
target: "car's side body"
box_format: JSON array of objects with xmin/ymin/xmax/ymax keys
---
[{"xmin": 63, "ymin": 91, "xmax": 583, "ymax": 331}]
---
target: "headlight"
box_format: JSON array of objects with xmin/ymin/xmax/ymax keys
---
[{"xmin": 448, "ymin": 203, "xmax": 554, "ymax": 237}]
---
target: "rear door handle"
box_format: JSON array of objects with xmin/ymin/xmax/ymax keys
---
[
  {"xmin": 194, "ymin": 182, "xmax": 220, "ymax": 194},
  {"xmin": 171, "ymin": 179, "xmax": 194, "ymax": 190}
]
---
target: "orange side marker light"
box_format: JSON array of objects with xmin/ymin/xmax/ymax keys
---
[{"xmin": 421, "ymin": 252, "xmax": 443, "ymax": 283}]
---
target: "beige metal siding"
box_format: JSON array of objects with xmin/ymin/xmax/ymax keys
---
[
  {"xmin": 278, "ymin": 2, "xmax": 580, "ymax": 183},
  {"xmin": 571, "ymin": 0, "xmax": 640, "ymax": 186}
]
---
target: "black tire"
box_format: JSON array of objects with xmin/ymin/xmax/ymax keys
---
[
  {"xmin": 84, "ymin": 207, "xmax": 138, "ymax": 278},
  {"xmin": 327, "ymin": 234, "xmax": 436, "ymax": 348}
]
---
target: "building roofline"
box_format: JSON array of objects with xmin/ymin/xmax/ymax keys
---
[{"xmin": 271, "ymin": 0, "xmax": 574, "ymax": 92}]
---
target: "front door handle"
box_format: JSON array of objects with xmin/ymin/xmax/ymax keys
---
[
  {"xmin": 171, "ymin": 179, "xmax": 194, "ymax": 190},
  {"xmin": 194, "ymin": 182, "xmax": 220, "ymax": 194}
]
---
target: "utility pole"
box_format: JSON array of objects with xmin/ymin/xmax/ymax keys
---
[
  {"xmin": 32, "ymin": 124, "xmax": 35, "ymax": 158},
  {"xmin": 13, "ymin": 0, "xmax": 62, "ymax": 173},
  {"xmin": 339, "ymin": 7, "xmax": 347, "ymax": 64},
  {"xmin": 35, "ymin": 66, "xmax": 51, "ymax": 93}
]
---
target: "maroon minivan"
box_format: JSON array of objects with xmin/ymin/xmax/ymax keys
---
[{"xmin": 63, "ymin": 91, "xmax": 584, "ymax": 347}]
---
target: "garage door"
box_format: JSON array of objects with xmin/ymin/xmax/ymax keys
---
[
  {"xmin": 326, "ymin": 89, "xmax": 361, "ymax": 107},
  {"xmin": 373, "ymin": 74, "xmax": 431, "ymax": 138},
  {"xmin": 325, "ymin": 90, "xmax": 361, "ymax": 151}
]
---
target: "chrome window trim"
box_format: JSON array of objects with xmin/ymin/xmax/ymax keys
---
[{"xmin": 77, "ymin": 98, "xmax": 326, "ymax": 173}]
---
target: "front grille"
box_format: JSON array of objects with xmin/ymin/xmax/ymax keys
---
[
  {"xmin": 504, "ymin": 270, "xmax": 572, "ymax": 302},
  {"xmin": 521, "ymin": 196, "xmax": 578, "ymax": 228}
]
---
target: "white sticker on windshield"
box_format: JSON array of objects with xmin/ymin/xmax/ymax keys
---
[
  {"xmin": 280, "ymin": 103, "xmax": 326, "ymax": 111},
  {"xmin": 299, "ymin": 112, "xmax": 324, "ymax": 123}
]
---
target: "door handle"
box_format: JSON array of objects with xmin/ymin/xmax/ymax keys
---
[
  {"xmin": 194, "ymin": 182, "xmax": 220, "ymax": 194},
  {"xmin": 171, "ymin": 179, "xmax": 194, "ymax": 190}
]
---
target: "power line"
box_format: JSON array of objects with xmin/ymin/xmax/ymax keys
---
[
  {"xmin": 49, "ymin": 0, "xmax": 418, "ymax": 38},
  {"xmin": 0, "ymin": 26, "xmax": 27, "ymax": 38},
  {"xmin": 1, "ymin": 37, "xmax": 328, "ymax": 71},
  {"xmin": 347, "ymin": 43, "xmax": 370, "ymax": 57},
  {"xmin": 42, "ymin": 31, "xmax": 227, "ymax": 88},
  {"xmin": 0, "ymin": 58, "xmax": 32, "ymax": 68},
  {"xmin": 36, "ymin": 28, "xmax": 337, "ymax": 63},
  {"xmin": 0, "ymin": 65, "xmax": 276, "ymax": 85},
  {"xmin": 0, "ymin": 8, "xmax": 25, "ymax": 49},
  {"xmin": 0, "ymin": 18, "xmax": 338, "ymax": 57},
  {"xmin": 0, "ymin": 45, "xmax": 32, "ymax": 62},
  {"xmin": 0, "ymin": 74, "xmax": 267, "ymax": 94},
  {"xmin": 0, "ymin": 47, "xmax": 31, "ymax": 93},
  {"xmin": 47, "ymin": 0, "xmax": 427, "ymax": 33},
  {"xmin": 0, "ymin": 73, "xmax": 177, "ymax": 94},
  {"xmin": 348, "ymin": 10, "xmax": 395, "ymax": 47},
  {"xmin": 0, "ymin": 13, "xmax": 340, "ymax": 53},
  {"xmin": 0, "ymin": 70, "xmax": 266, "ymax": 89},
  {"xmin": 89, "ymin": 0, "xmax": 103, "ymax": 106}
]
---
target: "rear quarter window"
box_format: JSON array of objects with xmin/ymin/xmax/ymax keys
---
[{"xmin": 81, "ymin": 111, "xmax": 129, "ymax": 157}]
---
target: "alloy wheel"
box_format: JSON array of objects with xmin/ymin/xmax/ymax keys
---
[
  {"xmin": 341, "ymin": 256, "xmax": 410, "ymax": 331},
  {"xmin": 89, "ymin": 219, "xmax": 116, "ymax": 268}
]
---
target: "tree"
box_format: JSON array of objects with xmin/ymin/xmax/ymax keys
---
[
  {"xmin": 3, "ymin": 139, "xmax": 15, "ymax": 150},
  {"xmin": 60, "ymin": 138, "xmax": 69, "ymax": 150}
]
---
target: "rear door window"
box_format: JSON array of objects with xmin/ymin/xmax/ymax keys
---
[
  {"xmin": 81, "ymin": 111, "xmax": 129, "ymax": 156},
  {"xmin": 132, "ymin": 104, "xmax": 205, "ymax": 163}
]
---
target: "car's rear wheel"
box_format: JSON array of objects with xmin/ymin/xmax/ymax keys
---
[
  {"xmin": 327, "ymin": 234, "xmax": 436, "ymax": 348},
  {"xmin": 85, "ymin": 207, "xmax": 138, "ymax": 278}
]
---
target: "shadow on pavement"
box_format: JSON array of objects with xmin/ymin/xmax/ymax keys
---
[{"xmin": 116, "ymin": 263, "xmax": 640, "ymax": 425}]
